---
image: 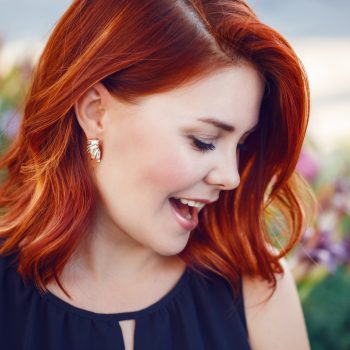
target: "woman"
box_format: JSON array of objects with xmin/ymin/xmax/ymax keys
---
[{"xmin": 0, "ymin": 0, "xmax": 314, "ymax": 349}]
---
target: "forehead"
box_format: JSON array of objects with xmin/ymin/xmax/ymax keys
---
[{"xmin": 119, "ymin": 65, "xmax": 264, "ymax": 132}]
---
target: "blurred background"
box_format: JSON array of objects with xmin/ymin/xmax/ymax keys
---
[{"xmin": 0, "ymin": 1, "xmax": 349, "ymax": 349}]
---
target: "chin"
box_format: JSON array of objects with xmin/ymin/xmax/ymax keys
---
[{"xmin": 152, "ymin": 238, "xmax": 190, "ymax": 257}]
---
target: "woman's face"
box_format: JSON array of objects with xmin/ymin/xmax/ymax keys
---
[{"xmin": 82, "ymin": 64, "xmax": 264, "ymax": 256}]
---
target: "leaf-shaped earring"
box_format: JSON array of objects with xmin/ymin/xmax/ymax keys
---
[{"xmin": 87, "ymin": 139, "xmax": 101, "ymax": 163}]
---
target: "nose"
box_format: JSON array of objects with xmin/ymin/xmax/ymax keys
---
[{"xmin": 204, "ymin": 151, "xmax": 241, "ymax": 191}]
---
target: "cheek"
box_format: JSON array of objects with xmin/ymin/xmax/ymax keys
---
[
  {"xmin": 100, "ymin": 119, "xmax": 200, "ymax": 198},
  {"xmin": 140, "ymin": 135, "xmax": 199, "ymax": 193},
  {"xmin": 144, "ymin": 152, "xmax": 194, "ymax": 191}
]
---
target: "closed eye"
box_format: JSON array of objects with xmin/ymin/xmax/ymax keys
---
[
  {"xmin": 190, "ymin": 137, "xmax": 215, "ymax": 152},
  {"xmin": 190, "ymin": 136, "xmax": 247, "ymax": 153}
]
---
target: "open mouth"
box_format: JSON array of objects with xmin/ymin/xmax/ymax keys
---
[
  {"xmin": 168, "ymin": 196, "xmax": 199, "ymax": 231},
  {"xmin": 168, "ymin": 197, "xmax": 193, "ymax": 220}
]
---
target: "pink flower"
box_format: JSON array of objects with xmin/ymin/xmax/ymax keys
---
[{"xmin": 296, "ymin": 150, "xmax": 320, "ymax": 182}]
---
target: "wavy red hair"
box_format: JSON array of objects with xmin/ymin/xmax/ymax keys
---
[{"xmin": 0, "ymin": 0, "xmax": 314, "ymax": 297}]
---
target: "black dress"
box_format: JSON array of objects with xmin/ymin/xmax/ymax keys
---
[{"xmin": 0, "ymin": 252, "xmax": 251, "ymax": 350}]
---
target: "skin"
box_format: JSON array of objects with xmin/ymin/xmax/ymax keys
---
[
  {"xmin": 243, "ymin": 258, "xmax": 311, "ymax": 350},
  {"xmin": 73, "ymin": 64, "xmax": 263, "ymax": 282},
  {"xmin": 46, "ymin": 63, "xmax": 310, "ymax": 349}
]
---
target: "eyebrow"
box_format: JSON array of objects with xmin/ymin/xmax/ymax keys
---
[
  {"xmin": 197, "ymin": 117, "xmax": 235, "ymax": 132},
  {"xmin": 197, "ymin": 117, "xmax": 257, "ymax": 135}
]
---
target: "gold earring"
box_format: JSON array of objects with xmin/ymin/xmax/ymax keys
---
[{"xmin": 87, "ymin": 138, "xmax": 101, "ymax": 163}]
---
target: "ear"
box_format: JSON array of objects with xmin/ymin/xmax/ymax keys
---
[{"xmin": 74, "ymin": 82, "xmax": 111, "ymax": 139}]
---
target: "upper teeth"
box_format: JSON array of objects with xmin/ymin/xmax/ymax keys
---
[{"xmin": 175, "ymin": 198, "xmax": 205, "ymax": 209}]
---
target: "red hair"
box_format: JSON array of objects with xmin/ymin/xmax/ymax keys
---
[{"xmin": 0, "ymin": 0, "xmax": 314, "ymax": 297}]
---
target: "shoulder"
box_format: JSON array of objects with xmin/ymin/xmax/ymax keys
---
[
  {"xmin": 0, "ymin": 252, "xmax": 12, "ymax": 298},
  {"xmin": 0, "ymin": 250, "xmax": 12, "ymax": 277},
  {"xmin": 0, "ymin": 250, "xmax": 21, "ymax": 293},
  {"xmin": 242, "ymin": 258, "xmax": 310, "ymax": 350}
]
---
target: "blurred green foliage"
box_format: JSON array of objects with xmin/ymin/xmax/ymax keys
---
[
  {"xmin": 0, "ymin": 51, "xmax": 31, "ymax": 152},
  {"xmin": 301, "ymin": 267, "xmax": 350, "ymax": 350},
  {"xmin": 295, "ymin": 142, "xmax": 350, "ymax": 349}
]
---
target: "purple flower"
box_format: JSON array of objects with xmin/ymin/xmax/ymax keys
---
[
  {"xmin": 0, "ymin": 109, "xmax": 21, "ymax": 139},
  {"xmin": 299, "ymin": 230, "xmax": 350, "ymax": 272}
]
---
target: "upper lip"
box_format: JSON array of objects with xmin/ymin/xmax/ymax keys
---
[{"xmin": 173, "ymin": 197, "xmax": 218, "ymax": 204}]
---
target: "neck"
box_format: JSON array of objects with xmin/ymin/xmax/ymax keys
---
[{"xmin": 64, "ymin": 205, "xmax": 183, "ymax": 286}]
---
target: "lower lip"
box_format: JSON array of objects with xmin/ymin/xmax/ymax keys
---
[{"xmin": 168, "ymin": 199, "xmax": 199, "ymax": 231}]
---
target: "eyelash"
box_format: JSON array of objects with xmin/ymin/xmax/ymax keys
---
[{"xmin": 190, "ymin": 136, "xmax": 247, "ymax": 153}]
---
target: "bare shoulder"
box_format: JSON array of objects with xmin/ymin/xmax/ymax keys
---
[{"xmin": 242, "ymin": 258, "xmax": 311, "ymax": 350}]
